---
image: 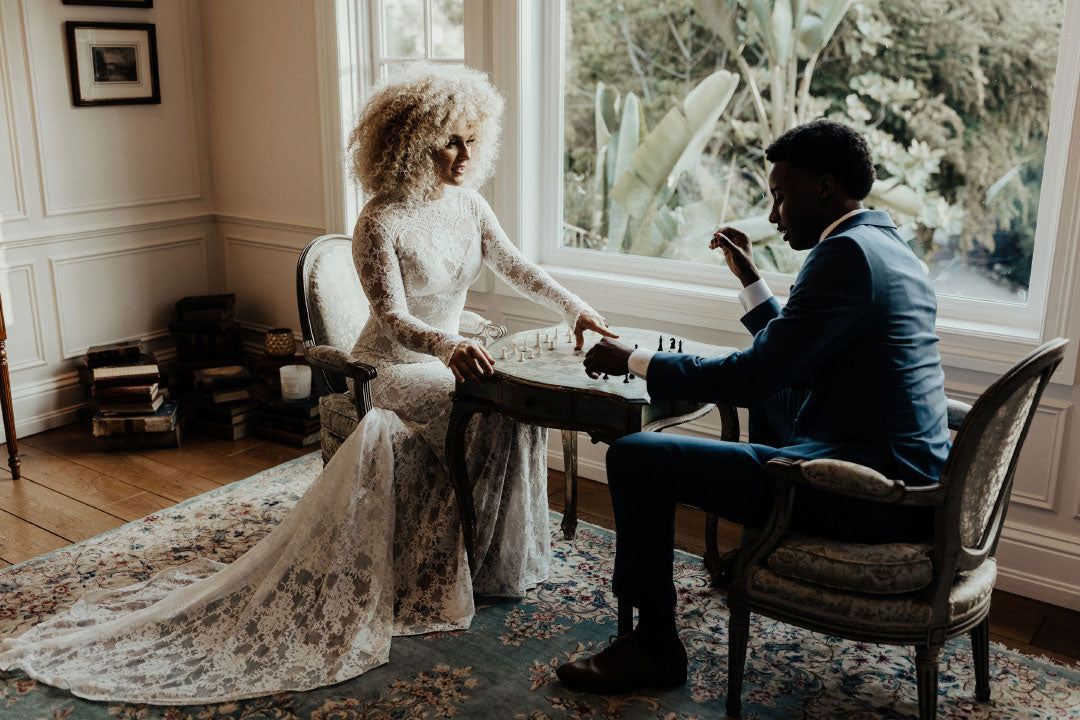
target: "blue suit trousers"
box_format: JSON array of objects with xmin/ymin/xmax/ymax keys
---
[{"xmin": 607, "ymin": 390, "xmax": 934, "ymax": 612}]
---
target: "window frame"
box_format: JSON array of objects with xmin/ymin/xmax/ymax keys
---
[
  {"xmin": 532, "ymin": 0, "xmax": 1080, "ymax": 381},
  {"xmin": 318, "ymin": 0, "xmax": 1080, "ymax": 382}
]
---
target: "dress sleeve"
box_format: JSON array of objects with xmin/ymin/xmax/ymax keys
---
[
  {"xmin": 475, "ymin": 193, "xmax": 595, "ymax": 327},
  {"xmin": 352, "ymin": 213, "xmax": 466, "ymax": 365}
]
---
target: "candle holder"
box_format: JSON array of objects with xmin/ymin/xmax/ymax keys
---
[{"xmin": 264, "ymin": 328, "xmax": 296, "ymax": 358}]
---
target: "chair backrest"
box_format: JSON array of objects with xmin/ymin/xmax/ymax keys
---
[
  {"xmin": 942, "ymin": 338, "xmax": 1068, "ymax": 552},
  {"xmin": 297, "ymin": 234, "xmax": 370, "ymax": 351},
  {"xmin": 297, "ymin": 234, "xmax": 371, "ymax": 394}
]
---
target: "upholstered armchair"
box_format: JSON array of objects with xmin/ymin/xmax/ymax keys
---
[
  {"xmin": 296, "ymin": 234, "xmax": 507, "ymax": 463},
  {"xmin": 723, "ymin": 337, "xmax": 1069, "ymax": 720}
]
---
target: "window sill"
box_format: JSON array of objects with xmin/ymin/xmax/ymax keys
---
[{"xmin": 541, "ymin": 263, "xmax": 1074, "ymax": 385}]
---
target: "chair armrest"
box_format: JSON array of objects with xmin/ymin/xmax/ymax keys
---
[
  {"xmin": 304, "ymin": 345, "xmax": 378, "ymax": 383},
  {"xmin": 463, "ymin": 321, "xmax": 507, "ymax": 344},
  {"xmin": 947, "ymin": 398, "xmax": 972, "ymax": 431},
  {"xmin": 765, "ymin": 457, "xmax": 946, "ymax": 506}
]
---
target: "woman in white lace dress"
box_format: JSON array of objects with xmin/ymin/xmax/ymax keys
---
[{"xmin": 0, "ymin": 63, "xmax": 612, "ymax": 704}]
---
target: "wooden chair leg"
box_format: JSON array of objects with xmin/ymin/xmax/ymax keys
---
[
  {"xmin": 971, "ymin": 617, "xmax": 991, "ymax": 702},
  {"xmin": 726, "ymin": 598, "xmax": 750, "ymax": 718},
  {"xmin": 915, "ymin": 644, "xmax": 941, "ymax": 720}
]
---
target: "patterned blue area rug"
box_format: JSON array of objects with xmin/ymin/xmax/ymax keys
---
[{"xmin": 2, "ymin": 453, "xmax": 1078, "ymax": 719}]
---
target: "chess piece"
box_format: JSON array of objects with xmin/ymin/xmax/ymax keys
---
[
  {"xmin": 669, "ymin": 337, "xmax": 676, "ymax": 350},
  {"xmin": 529, "ymin": 350, "xmax": 535, "ymax": 359},
  {"xmin": 535, "ymin": 332, "xmax": 541, "ymax": 348},
  {"xmin": 657, "ymin": 336, "xmax": 664, "ymax": 351},
  {"xmin": 549, "ymin": 340, "xmax": 556, "ymax": 351},
  {"xmin": 536, "ymin": 347, "xmax": 543, "ymax": 355},
  {"xmin": 554, "ymin": 328, "xmax": 559, "ymax": 339},
  {"xmin": 623, "ymin": 374, "xmax": 630, "ymax": 384},
  {"xmin": 678, "ymin": 340, "xmax": 683, "ymax": 352},
  {"xmin": 602, "ymin": 373, "xmax": 609, "ymax": 380},
  {"xmin": 628, "ymin": 373, "xmax": 635, "ymax": 379},
  {"xmin": 499, "ymin": 347, "xmax": 507, "ymax": 360},
  {"xmin": 518, "ymin": 351, "xmax": 525, "ymax": 362},
  {"xmin": 544, "ymin": 334, "xmax": 549, "ymax": 343}
]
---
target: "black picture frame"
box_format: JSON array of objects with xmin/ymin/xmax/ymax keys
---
[
  {"xmin": 65, "ymin": 21, "xmax": 160, "ymax": 107},
  {"xmin": 62, "ymin": 1, "xmax": 153, "ymax": 8}
]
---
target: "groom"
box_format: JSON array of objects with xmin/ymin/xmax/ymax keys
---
[{"xmin": 559, "ymin": 119, "xmax": 951, "ymax": 694}]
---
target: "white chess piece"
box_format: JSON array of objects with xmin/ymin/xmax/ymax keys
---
[
  {"xmin": 544, "ymin": 333, "xmax": 550, "ymax": 344},
  {"xmin": 553, "ymin": 328, "xmax": 559, "ymax": 340},
  {"xmin": 499, "ymin": 347, "xmax": 507, "ymax": 360},
  {"xmin": 548, "ymin": 340, "xmax": 555, "ymax": 351},
  {"xmin": 528, "ymin": 349, "xmax": 535, "ymax": 360},
  {"xmin": 518, "ymin": 351, "xmax": 525, "ymax": 362}
]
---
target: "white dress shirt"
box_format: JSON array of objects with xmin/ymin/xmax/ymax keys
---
[{"xmin": 627, "ymin": 208, "xmax": 869, "ymax": 378}]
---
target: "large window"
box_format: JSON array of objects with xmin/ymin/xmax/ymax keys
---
[
  {"xmin": 559, "ymin": 0, "xmax": 1065, "ymax": 309},
  {"xmin": 372, "ymin": 0, "xmax": 464, "ymax": 77}
]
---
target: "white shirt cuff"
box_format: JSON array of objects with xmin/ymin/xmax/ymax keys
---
[
  {"xmin": 738, "ymin": 279, "xmax": 774, "ymax": 313},
  {"xmin": 628, "ymin": 348, "xmax": 654, "ymax": 378}
]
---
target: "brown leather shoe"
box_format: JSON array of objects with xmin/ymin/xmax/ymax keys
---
[{"xmin": 555, "ymin": 629, "xmax": 688, "ymax": 694}]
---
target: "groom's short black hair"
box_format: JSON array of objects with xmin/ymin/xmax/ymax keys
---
[{"xmin": 765, "ymin": 120, "xmax": 876, "ymax": 200}]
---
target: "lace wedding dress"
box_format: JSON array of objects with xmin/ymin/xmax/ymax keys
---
[{"xmin": 0, "ymin": 186, "xmax": 593, "ymax": 704}]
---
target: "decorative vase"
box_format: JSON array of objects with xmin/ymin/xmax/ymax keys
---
[{"xmin": 264, "ymin": 328, "xmax": 296, "ymax": 358}]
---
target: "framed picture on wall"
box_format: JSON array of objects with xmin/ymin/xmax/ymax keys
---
[
  {"xmin": 65, "ymin": 22, "xmax": 160, "ymax": 107},
  {"xmin": 62, "ymin": 1, "xmax": 153, "ymax": 7}
]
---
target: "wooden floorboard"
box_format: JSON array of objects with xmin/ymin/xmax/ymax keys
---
[
  {"xmin": 15, "ymin": 443, "xmax": 174, "ymax": 521},
  {"xmin": 1, "ymin": 425, "xmax": 1077, "ymax": 665},
  {"xmin": 0, "ymin": 508, "xmax": 71, "ymax": 565},
  {"xmin": 23, "ymin": 427, "xmax": 222, "ymax": 501}
]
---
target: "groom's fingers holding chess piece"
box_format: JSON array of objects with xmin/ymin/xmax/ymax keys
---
[
  {"xmin": 711, "ymin": 226, "xmax": 760, "ymax": 287},
  {"xmin": 583, "ymin": 338, "xmax": 634, "ymax": 379},
  {"xmin": 574, "ymin": 312, "xmax": 619, "ymax": 350}
]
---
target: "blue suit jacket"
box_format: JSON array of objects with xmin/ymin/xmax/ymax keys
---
[{"xmin": 646, "ymin": 210, "xmax": 951, "ymax": 485}]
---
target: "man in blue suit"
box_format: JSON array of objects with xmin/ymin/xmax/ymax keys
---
[{"xmin": 557, "ymin": 120, "xmax": 951, "ymax": 694}]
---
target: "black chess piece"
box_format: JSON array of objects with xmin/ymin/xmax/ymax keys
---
[
  {"xmin": 628, "ymin": 373, "xmax": 634, "ymax": 379},
  {"xmin": 657, "ymin": 335, "xmax": 664, "ymax": 351},
  {"xmin": 678, "ymin": 340, "xmax": 683, "ymax": 352},
  {"xmin": 602, "ymin": 373, "xmax": 609, "ymax": 380},
  {"xmin": 623, "ymin": 374, "xmax": 630, "ymax": 384},
  {"xmin": 669, "ymin": 337, "xmax": 676, "ymax": 350}
]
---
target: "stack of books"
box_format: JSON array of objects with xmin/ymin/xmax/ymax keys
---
[
  {"xmin": 186, "ymin": 365, "xmax": 255, "ymax": 440},
  {"xmin": 83, "ymin": 342, "xmax": 180, "ymax": 449},
  {"xmin": 252, "ymin": 391, "xmax": 321, "ymax": 447},
  {"xmin": 169, "ymin": 294, "xmax": 243, "ymax": 368}
]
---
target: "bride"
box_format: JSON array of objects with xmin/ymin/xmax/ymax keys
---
[{"xmin": 0, "ymin": 62, "xmax": 613, "ymax": 704}]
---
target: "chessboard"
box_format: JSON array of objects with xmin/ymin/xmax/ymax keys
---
[{"xmin": 486, "ymin": 325, "xmax": 734, "ymax": 401}]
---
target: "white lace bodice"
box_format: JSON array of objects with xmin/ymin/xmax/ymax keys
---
[{"xmin": 351, "ymin": 187, "xmax": 591, "ymax": 366}]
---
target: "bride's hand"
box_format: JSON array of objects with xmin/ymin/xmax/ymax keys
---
[
  {"xmin": 574, "ymin": 312, "xmax": 618, "ymax": 350},
  {"xmin": 449, "ymin": 339, "xmax": 495, "ymax": 384}
]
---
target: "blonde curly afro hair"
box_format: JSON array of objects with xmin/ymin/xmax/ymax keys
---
[{"xmin": 347, "ymin": 62, "xmax": 504, "ymax": 204}]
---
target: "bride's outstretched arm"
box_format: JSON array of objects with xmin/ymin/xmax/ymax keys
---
[
  {"xmin": 352, "ymin": 214, "xmax": 465, "ymax": 364},
  {"xmin": 476, "ymin": 194, "xmax": 606, "ymax": 333}
]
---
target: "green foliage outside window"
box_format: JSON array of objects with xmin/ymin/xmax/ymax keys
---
[{"xmin": 561, "ymin": 0, "xmax": 1063, "ymax": 300}]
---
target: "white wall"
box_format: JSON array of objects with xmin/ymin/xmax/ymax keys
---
[
  {"xmin": 0, "ymin": 0, "xmax": 214, "ymax": 437},
  {"xmin": 199, "ymin": 0, "xmax": 326, "ymax": 338}
]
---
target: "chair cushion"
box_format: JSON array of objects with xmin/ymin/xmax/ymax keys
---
[
  {"xmin": 320, "ymin": 427, "xmax": 343, "ymax": 464},
  {"xmin": 319, "ymin": 392, "xmax": 360, "ymax": 440},
  {"xmin": 747, "ymin": 558, "xmax": 996, "ymax": 632},
  {"xmin": 767, "ymin": 534, "xmax": 933, "ymax": 594}
]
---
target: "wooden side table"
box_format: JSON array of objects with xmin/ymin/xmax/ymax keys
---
[
  {"xmin": 446, "ymin": 325, "xmax": 737, "ymax": 578},
  {"xmin": 0, "ymin": 294, "xmax": 20, "ymax": 479}
]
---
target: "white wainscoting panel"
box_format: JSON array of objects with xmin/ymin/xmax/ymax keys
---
[
  {"xmin": 3, "ymin": 261, "xmax": 45, "ymax": 370},
  {"xmin": 0, "ymin": 7, "xmax": 25, "ymax": 222},
  {"xmin": 22, "ymin": 0, "xmax": 203, "ymax": 215},
  {"xmin": 49, "ymin": 237, "xmax": 208, "ymax": 358},
  {"xmin": 224, "ymin": 236, "xmax": 303, "ymax": 331}
]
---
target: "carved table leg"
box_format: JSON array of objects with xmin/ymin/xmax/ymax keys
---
[
  {"xmin": 560, "ymin": 429, "xmax": 578, "ymax": 540},
  {"xmin": 0, "ymin": 335, "xmax": 19, "ymax": 480},
  {"xmin": 704, "ymin": 404, "xmax": 739, "ymax": 585},
  {"xmin": 445, "ymin": 398, "xmax": 484, "ymax": 576}
]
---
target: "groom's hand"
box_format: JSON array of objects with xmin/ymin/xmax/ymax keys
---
[{"xmin": 583, "ymin": 338, "xmax": 634, "ymax": 379}]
